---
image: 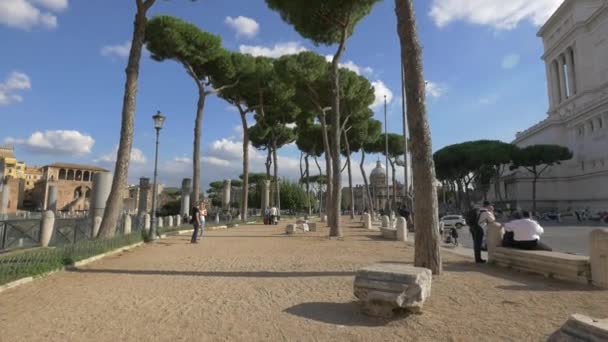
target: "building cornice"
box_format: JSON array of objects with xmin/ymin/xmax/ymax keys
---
[
  {"xmin": 537, "ymin": 0, "xmax": 574, "ymax": 37},
  {"xmin": 540, "ymin": 3, "xmax": 608, "ymax": 60}
]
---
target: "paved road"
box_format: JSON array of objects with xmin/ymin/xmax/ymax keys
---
[{"xmin": 448, "ymin": 225, "xmax": 602, "ymax": 256}]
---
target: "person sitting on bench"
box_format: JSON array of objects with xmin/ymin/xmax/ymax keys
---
[{"xmin": 503, "ymin": 211, "xmax": 552, "ymax": 251}]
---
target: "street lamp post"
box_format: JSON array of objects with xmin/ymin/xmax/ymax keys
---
[{"xmin": 149, "ymin": 110, "xmax": 165, "ymax": 241}]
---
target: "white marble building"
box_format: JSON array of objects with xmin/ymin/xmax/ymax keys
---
[{"xmin": 494, "ymin": 0, "xmax": 608, "ymax": 211}]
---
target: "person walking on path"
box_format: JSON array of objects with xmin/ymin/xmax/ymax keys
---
[
  {"xmin": 190, "ymin": 201, "xmax": 202, "ymax": 244},
  {"xmin": 197, "ymin": 201, "xmax": 207, "ymax": 241}
]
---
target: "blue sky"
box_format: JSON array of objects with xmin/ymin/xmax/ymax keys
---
[{"xmin": 0, "ymin": 0, "xmax": 564, "ymax": 188}]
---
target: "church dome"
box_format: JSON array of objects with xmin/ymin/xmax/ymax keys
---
[{"xmin": 370, "ymin": 161, "xmax": 386, "ymax": 179}]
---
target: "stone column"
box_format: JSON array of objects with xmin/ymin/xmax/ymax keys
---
[
  {"xmin": 92, "ymin": 216, "xmax": 102, "ymax": 237},
  {"xmin": 0, "ymin": 183, "xmax": 10, "ymax": 218},
  {"xmin": 46, "ymin": 184, "xmax": 58, "ymax": 212},
  {"xmin": 222, "ymin": 179, "xmax": 231, "ymax": 210},
  {"xmin": 261, "ymin": 180, "xmax": 270, "ymax": 212},
  {"xmin": 558, "ymin": 54, "xmax": 568, "ymax": 100},
  {"xmin": 381, "ymin": 216, "xmax": 390, "ymax": 228},
  {"xmin": 157, "ymin": 217, "xmax": 164, "ymax": 229},
  {"xmin": 180, "ymin": 178, "xmax": 191, "ymax": 217},
  {"xmin": 175, "ymin": 215, "xmax": 181, "ymax": 226},
  {"xmin": 365, "ymin": 213, "xmax": 373, "ymax": 230},
  {"xmin": 91, "ymin": 172, "xmax": 112, "ymax": 220},
  {"xmin": 566, "ymin": 47, "xmax": 577, "ymax": 95},
  {"xmin": 486, "ymin": 224, "xmax": 503, "ymax": 263},
  {"xmin": 550, "ymin": 60, "xmax": 561, "ymax": 105},
  {"xmin": 40, "ymin": 210, "xmax": 55, "ymax": 247},
  {"xmin": 144, "ymin": 213, "xmax": 151, "ymax": 231},
  {"xmin": 123, "ymin": 214, "xmax": 132, "ymax": 235},
  {"xmin": 590, "ymin": 229, "xmax": 608, "ymax": 289},
  {"xmin": 137, "ymin": 178, "xmax": 151, "ymax": 217},
  {"xmin": 396, "ymin": 217, "xmax": 407, "ymax": 241},
  {"xmin": 167, "ymin": 215, "xmax": 174, "ymax": 227}
]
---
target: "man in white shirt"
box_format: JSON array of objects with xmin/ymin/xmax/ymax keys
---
[
  {"xmin": 270, "ymin": 206, "xmax": 278, "ymax": 225},
  {"xmin": 504, "ymin": 211, "xmax": 552, "ymax": 251}
]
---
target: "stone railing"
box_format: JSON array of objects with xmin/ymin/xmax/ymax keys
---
[{"xmin": 487, "ymin": 225, "xmax": 608, "ymax": 288}]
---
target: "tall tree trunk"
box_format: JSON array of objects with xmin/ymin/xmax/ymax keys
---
[
  {"xmin": 344, "ymin": 132, "xmax": 355, "ymax": 219},
  {"xmin": 265, "ymin": 148, "xmax": 272, "ymax": 179},
  {"xmin": 305, "ymin": 154, "xmax": 311, "ymax": 216},
  {"xmin": 360, "ymin": 150, "xmax": 374, "ymax": 213},
  {"xmin": 395, "ymin": 0, "xmax": 442, "ymax": 274},
  {"xmin": 314, "ymin": 156, "xmax": 322, "ymax": 175},
  {"xmin": 98, "ymin": 0, "xmax": 155, "ymax": 238},
  {"xmin": 494, "ymin": 166, "xmax": 504, "ymax": 203},
  {"xmin": 240, "ymin": 111, "xmax": 249, "ymax": 222},
  {"xmin": 272, "ymin": 138, "xmax": 280, "ymax": 215},
  {"xmin": 329, "ymin": 26, "xmax": 349, "ymax": 237},
  {"xmin": 319, "ymin": 115, "xmax": 333, "ymax": 222},
  {"xmin": 299, "ymin": 152, "xmax": 304, "ymax": 187},
  {"xmin": 192, "ymin": 85, "xmax": 206, "ymax": 206},
  {"xmin": 400, "ymin": 61, "xmax": 411, "ymax": 210}
]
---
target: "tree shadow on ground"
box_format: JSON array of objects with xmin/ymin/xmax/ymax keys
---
[
  {"xmin": 444, "ymin": 261, "xmax": 597, "ymax": 292},
  {"xmin": 68, "ymin": 269, "xmax": 356, "ymax": 278},
  {"xmin": 284, "ymin": 301, "xmax": 409, "ymax": 327}
]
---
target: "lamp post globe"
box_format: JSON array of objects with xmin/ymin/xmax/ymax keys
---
[{"xmin": 149, "ymin": 110, "xmax": 165, "ymax": 241}]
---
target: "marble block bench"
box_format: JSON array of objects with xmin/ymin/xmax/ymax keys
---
[
  {"xmin": 354, "ymin": 263, "xmax": 432, "ymax": 318},
  {"xmin": 487, "ymin": 225, "xmax": 597, "ymax": 286},
  {"xmin": 492, "ymin": 247, "xmax": 591, "ymax": 285}
]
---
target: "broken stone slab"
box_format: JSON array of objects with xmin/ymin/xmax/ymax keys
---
[
  {"xmin": 548, "ymin": 314, "xmax": 608, "ymax": 342},
  {"xmin": 354, "ymin": 263, "xmax": 432, "ymax": 318}
]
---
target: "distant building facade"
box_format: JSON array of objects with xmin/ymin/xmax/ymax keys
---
[
  {"xmin": 343, "ymin": 161, "xmax": 406, "ymax": 213},
  {"xmin": 31, "ymin": 163, "xmax": 109, "ymax": 212},
  {"xmin": 490, "ymin": 0, "xmax": 608, "ymax": 211}
]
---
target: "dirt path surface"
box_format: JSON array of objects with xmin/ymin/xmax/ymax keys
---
[{"xmin": 1, "ymin": 219, "xmax": 607, "ymax": 341}]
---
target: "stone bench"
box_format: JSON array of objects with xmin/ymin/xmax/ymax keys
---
[
  {"xmin": 493, "ymin": 247, "xmax": 591, "ymax": 285},
  {"xmin": 487, "ymin": 225, "xmax": 599, "ymax": 286}
]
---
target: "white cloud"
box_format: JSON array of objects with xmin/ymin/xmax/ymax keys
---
[
  {"xmin": 502, "ymin": 53, "xmax": 521, "ymax": 69},
  {"xmin": 426, "ymin": 81, "xmax": 447, "ymax": 99},
  {"xmin": 478, "ymin": 94, "xmax": 499, "ymax": 105},
  {"xmin": 225, "ymin": 16, "xmax": 259, "ymax": 38},
  {"xmin": 239, "ymin": 42, "xmax": 307, "ymax": 58},
  {"xmin": 0, "ymin": 0, "xmax": 67, "ymax": 30},
  {"xmin": 371, "ymin": 80, "xmax": 394, "ymax": 109},
  {"xmin": 95, "ymin": 145, "xmax": 147, "ymax": 165},
  {"xmin": 5, "ymin": 130, "xmax": 94, "ymax": 155},
  {"xmin": 324, "ymin": 55, "xmax": 374, "ymax": 76},
  {"xmin": 30, "ymin": 0, "xmax": 68, "ymax": 11},
  {"xmin": 429, "ymin": 0, "xmax": 563, "ymax": 30},
  {"xmin": 101, "ymin": 41, "xmax": 131, "ymax": 59},
  {"xmin": 201, "ymin": 156, "xmax": 232, "ymax": 167},
  {"xmin": 174, "ymin": 156, "xmax": 191, "ymax": 164},
  {"xmin": 0, "ymin": 71, "xmax": 31, "ymax": 106}
]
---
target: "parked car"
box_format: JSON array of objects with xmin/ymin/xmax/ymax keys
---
[{"xmin": 440, "ymin": 215, "xmax": 467, "ymax": 229}]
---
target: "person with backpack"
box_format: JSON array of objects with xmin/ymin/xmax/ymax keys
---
[{"xmin": 466, "ymin": 201, "xmax": 501, "ymax": 263}]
